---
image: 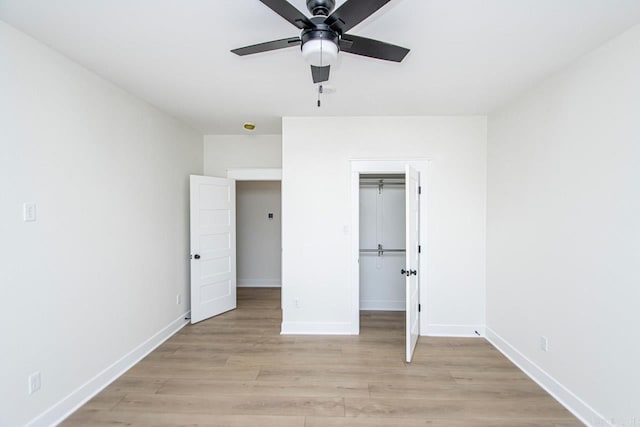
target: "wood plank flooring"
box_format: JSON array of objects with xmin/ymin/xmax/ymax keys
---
[{"xmin": 62, "ymin": 288, "xmax": 582, "ymax": 426}]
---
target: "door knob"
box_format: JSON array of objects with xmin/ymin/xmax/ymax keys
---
[
  {"xmin": 194, "ymin": 254, "xmax": 201, "ymax": 259},
  {"xmin": 410, "ymin": 269, "xmax": 417, "ymax": 276}
]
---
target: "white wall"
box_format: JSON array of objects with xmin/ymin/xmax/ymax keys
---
[
  {"xmin": 359, "ymin": 183, "xmax": 405, "ymax": 311},
  {"xmin": 281, "ymin": 116, "xmax": 486, "ymax": 335},
  {"xmin": 0, "ymin": 21, "xmax": 202, "ymax": 427},
  {"xmin": 486, "ymin": 24, "xmax": 640, "ymax": 426},
  {"xmin": 236, "ymin": 181, "xmax": 282, "ymax": 287},
  {"xmin": 204, "ymin": 134, "xmax": 281, "ymax": 177}
]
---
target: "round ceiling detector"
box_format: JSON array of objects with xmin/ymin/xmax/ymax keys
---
[{"xmin": 243, "ymin": 122, "xmax": 256, "ymax": 131}]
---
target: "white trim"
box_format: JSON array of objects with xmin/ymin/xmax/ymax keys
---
[
  {"xmin": 237, "ymin": 279, "xmax": 281, "ymax": 288},
  {"xmin": 281, "ymin": 321, "xmax": 357, "ymax": 335},
  {"xmin": 423, "ymin": 324, "xmax": 485, "ymax": 337},
  {"xmin": 486, "ymin": 327, "xmax": 609, "ymax": 427},
  {"xmin": 350, "ymin": 159, "xmax": 429, "ymax": 337},
  {"xmin": 27, "ymin": 312, "xmax": 191, "ymax": 427},
  {"xmin": 360, "ymin": 300, "xmax": 405, "ymax": 311},
  {"xmin": 350, "ymin": 158, "xmax": 432, "ymax": 172},
  {"xmin": 350, "ymin": 169, "xmax": 361, "ymax": 333},
  {"xmin": 227, "ymin": 167, "xmax": 283, "ymax": 315},
  {"xmin": 227, "ymin": 168, "xmax": 282, "ymax": 181}
]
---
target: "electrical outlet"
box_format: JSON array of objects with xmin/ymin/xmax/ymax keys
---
[
  {"xmin": 540, "ymin": 336, "xmax": 548, "ymax": 352},
  {"xmin": 294, "ymin": 298, "xmax": 300, "ymax": 309},
  {"xmin": 28, "ymin": 372, "xmax": 41, "ymax": 395},
  {"xmin": 176, "ymin": 293, "xmax": 181, "ymax": 305}
]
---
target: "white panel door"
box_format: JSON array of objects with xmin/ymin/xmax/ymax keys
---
[
  {"xmin": 405, "ymin": 165, "xmax": 420, "ymax": 362},
  {"xmin": 190, "ymin": 175, "xmax": 236, "ymax": 324}
]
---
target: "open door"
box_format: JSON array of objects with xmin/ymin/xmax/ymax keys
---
[
  {"xmin": 190, "ymin": 175, "xmax": 236, "ymax": 324},
  {"xmin": 405, "ymin": 165, "xmax": 420, "ymax": 362}
]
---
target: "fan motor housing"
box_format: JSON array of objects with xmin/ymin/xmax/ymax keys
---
[
  {"xmin": 301, "ymin": 21, "xmax": 340, "ymax": 51},
  {"xmin": 306, "ymin": 0, "xmax": 336, "ymax": 16}
]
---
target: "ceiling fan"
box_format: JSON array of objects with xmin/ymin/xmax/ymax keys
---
[{"xmin": 231, "ymin": 0, "xmax": 410, "ymax": 84}]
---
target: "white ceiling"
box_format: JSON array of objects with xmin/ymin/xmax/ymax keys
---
[{"xmin": 1, "ymin": 0, "xmax": 640, "ymax": 134}]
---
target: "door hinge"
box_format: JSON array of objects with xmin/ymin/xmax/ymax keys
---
[
  {"xmin": 418, "ymin": 186, "xmax": 422, "ymax": 195},
  {"xmin": 418, "ymin": 245, "xmax": 421, "ymax": 254},
  {"xmin": 418, "ymin": 304, "xmax": 421, "ymax": 312}
]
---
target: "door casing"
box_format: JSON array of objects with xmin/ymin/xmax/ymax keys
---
[
  {"xmin": 227, "ymin": 168, "xmax": 283, "ymax": 310},
  {"xmin": 350, "ymin": 160, "xmax": 429, "ymax": 335}
]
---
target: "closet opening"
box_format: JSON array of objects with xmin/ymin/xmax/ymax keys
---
[
  {"xmin": 359, "ymin": 174, "xmax": 406, "ymax": 313},
  {"xmin": 235, "ymin": 181, "xmax": 282, "ymax": 291},
  {"xmin": 351, "ymin": 160, "xmax": 424, "ymax": 362}
]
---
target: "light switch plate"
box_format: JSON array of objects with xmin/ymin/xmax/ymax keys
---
[
  {"xmin": 28, "ymin": 371, "xmax": 41, "ymax": 394},
  {"xmin": 540, "ymin": 336, "xmax": 548, "ymax": 352},
  {"xmin": 24, "ymin": 203, "xmax": 36, "ymax": 222}
]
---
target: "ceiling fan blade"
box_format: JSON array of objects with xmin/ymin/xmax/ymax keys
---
[
  {"xmin": 231, "ymin": 37, "xmax": 301, "ymax": 56},
  {"xmin": 324, "ymin": 0, "xmax": 390, "ymax": 34},
  {"xmin": 311, "ymin": 65, "xmax": 330, "ymax": 83},
  {"xmin": 259, "ymin": 0, "xmax": 313, "ymax": 29},
  {"xmin": 340, "ymin": 34, "xmax": 409, "ymax": 62}
]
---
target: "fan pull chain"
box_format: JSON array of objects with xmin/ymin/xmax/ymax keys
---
[{"xmin": 317, "ymin": 84, "xmax": 323, "ymax": 107}]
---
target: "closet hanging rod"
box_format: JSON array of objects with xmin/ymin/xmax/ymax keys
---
[
  {"xmin": 359, "ymin": 182, "xmax": 405, "ymax": 186},
  {"xmin": 360, "ymin": 249, "xmax": 406, "ymax": 252}
]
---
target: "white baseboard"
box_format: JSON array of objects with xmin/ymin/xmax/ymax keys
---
[
  {"xmin": 281, "ymin": 321, "xmax": 356, "ymax": 335},
  {"xmin": 237, "ymin": 279, "xmax": 281, "ymax": 288},
  {"xmin": 423, "ymin": 324, "xmax": 485, "ymax": 337},
  {"xmin": 360, "ymin": 299, "xmax": 405, "ymax": 311},
  {"xmin": 27, "ymin": 312, "xmax": 191, "ymax": 427},
  {"xmin": 486, "ymin": 327, "xmax": 609, "ymax": 427}
]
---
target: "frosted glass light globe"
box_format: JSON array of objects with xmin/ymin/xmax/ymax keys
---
[{"xmin": 302, "ymin": 38, "xmax": 338, "ymax": 67}]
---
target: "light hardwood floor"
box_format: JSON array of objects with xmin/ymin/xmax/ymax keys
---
[{"xmin": 63, "ymin": 288, "xmax": 582, "ymax": 426}]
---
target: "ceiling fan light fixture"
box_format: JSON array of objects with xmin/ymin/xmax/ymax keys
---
[
  {"xmin": 301, "ymin": 37, "xmax": 338, "ymax": 67},
  {"xmin": 231, "ymin": 0, "xmax": 410, "ymax": 85}
]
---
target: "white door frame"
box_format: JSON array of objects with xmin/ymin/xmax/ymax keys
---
[
  {"xmin": 226, "ymin": 168, "xmax": 283, "ymax": 305},
  {"xmin": 227, "ymin": 168, "xmax": 282, "ymax": 181},
  {"xmin": 350, "ymin": 160, "xmax": 429, "ymax": 334}
]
